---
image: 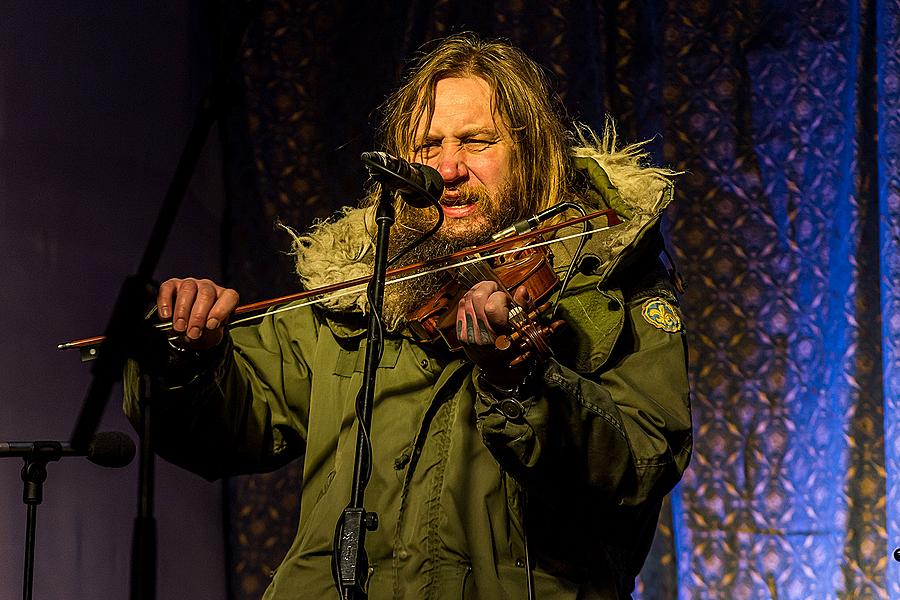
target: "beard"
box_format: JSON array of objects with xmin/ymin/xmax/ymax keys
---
[{"xmin": 380, "ymin": 182, "xmax": 520, "ymax": 330}]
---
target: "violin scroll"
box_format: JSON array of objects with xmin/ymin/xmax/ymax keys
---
[{"xmin": 495, "ymin": 301, "xmax": 566, "ymax": 367}]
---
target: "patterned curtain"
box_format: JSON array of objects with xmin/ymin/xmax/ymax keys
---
[{"xmin": 214, "ymin": 1, "xmax": 900, "ymax": 597}]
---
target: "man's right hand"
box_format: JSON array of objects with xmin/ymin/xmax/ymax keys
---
[{"xmin": 158, "ymin": 278, "xmax": 240, "ymax": 350}]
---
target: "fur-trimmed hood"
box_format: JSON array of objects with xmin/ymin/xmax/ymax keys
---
[
  {"xmin": 288, "ymin": 126, "xmax": 676, "ymax": 321},
  {"xmin": 559, "ymin": 124, "xmax": 677, "ymax": 281}
]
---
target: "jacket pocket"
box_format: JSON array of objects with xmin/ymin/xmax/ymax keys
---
[
  {"xmin": 333, "ymin": 337, "xmax": 402, "ymax": 376},
  {"xmin": 434, "ymin": 562, "xmax": 472, "ymax": 599},
  {"xmin": 554, "ymin": 282, "xmax": 624, "ymax": 373}
]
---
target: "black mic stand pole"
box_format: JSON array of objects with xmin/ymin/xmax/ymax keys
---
[
  {"xmin": 21, "ymin": 447, "xmax": 56, "ymax": 600},
  {"xmin": 130, "ymin": 374, "xmax": 158, "ymax": 600},
  {"xmin": 333, "ymin": 188, "xmax": 394, "ymax": 599}
]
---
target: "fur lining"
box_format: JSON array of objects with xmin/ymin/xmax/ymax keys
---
[
  {"xmin": 562, "ymin": 120, "xmax": 678, "ymax": 279},
  {"xmin": 574, "ymin": 120, "xmax": 676, "ymax": 215},
  {"xmin": 286, "ymin": 207, "xmax": 376, "ymax": 314}
]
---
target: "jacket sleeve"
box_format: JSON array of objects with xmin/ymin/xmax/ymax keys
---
[
  {"xmin": 473, "ymin": 285, "xmax": 692, "ymax": 507},
  {"xmin": 122, "ymin": 303, "xmax": 320, "ymax": 481}
]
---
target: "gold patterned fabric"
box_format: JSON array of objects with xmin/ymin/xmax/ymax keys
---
[{"xmin": 215, "ymin": 1, "xmax": 900, "ymax": 598}]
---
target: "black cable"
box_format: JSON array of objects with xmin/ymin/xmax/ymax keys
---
[
  {"xmin": 550, "ymin": 203, "xmax": 591, "ymax": 319},
  {"xmin": 387, "ymin": 207, "xmax": 443, "ymax": 268}
]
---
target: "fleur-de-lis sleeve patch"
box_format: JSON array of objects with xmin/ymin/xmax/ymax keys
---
[{"xmin": 640, "ymin": 298, "xmax": 682, "ymax": 333}]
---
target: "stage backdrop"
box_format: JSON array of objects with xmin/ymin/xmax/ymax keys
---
[
  {"xmin": 0, "ymin": 2, "xmax": 227, "ymax": 599},
  {"xmin": 213, "ymin": 1, "xmax": 900, "ymax": 598}
]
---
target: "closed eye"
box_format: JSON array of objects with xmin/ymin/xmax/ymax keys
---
[
  {"xmin": 463, "ymin": 138, "xmax": 497, "ymax": 151},
  {"xmin": 414, "ymin": 141, "xmax": 442, "ymax": 159}
]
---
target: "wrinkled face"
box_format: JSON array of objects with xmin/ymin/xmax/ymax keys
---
[{"xmin": 411, "ymin": 76, "xmax": 515, "ymax": 241}]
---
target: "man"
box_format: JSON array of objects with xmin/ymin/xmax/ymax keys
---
[{"xmin": 125, "ymin": 33, "xmax": 692, "ymax": 599}]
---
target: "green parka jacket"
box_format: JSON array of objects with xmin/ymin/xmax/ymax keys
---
[{"xmin": 125, "ymin": 141, "xmax": 692, "ymax": 600}]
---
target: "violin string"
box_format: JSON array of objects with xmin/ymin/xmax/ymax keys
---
[{"xmin": 224, "ymin": 224, "xmax": 611, "ymax": 329}]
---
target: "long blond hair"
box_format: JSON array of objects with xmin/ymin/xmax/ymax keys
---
[{"xmin": 368, "ymin": 33, "xmax": 572, "ymax": 221}]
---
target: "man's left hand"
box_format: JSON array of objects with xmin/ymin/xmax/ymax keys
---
[{"xmin": 456, "ymin": 282, "xmax": 531, "ymax": 384}]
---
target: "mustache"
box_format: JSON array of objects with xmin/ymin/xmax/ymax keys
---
[
  {"xmin": 440, "ymin": 185, "xmax": 491, "ymax": 205},
  {"xmin": 394, "ymin": 179, "xmax": 519, "ymax": 236},
  {"xmin": 397, "ymin": 186, "xmax": 494, "ymax": 230}
]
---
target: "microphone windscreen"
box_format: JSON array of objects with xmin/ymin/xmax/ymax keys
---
[
  {"xmin": 405, "ymin": 164, "xmax": 443, "ymax": 209},
  {"xmin": 361, "ymin": 151, "xmax": 443, "ymax": 208},
  {"xmin": 87, "ymin": 431, "xmax": 136, "ymax": 468}
]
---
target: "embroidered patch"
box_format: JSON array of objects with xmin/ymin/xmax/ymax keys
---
[{"xmin": 641, "ymin": 298, "xmax": 682, "ymax": 333}]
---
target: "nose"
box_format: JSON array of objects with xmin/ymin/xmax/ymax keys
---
[{"xmin": 434, "ymin": 145, "xmax": 468, "ymax": 185}]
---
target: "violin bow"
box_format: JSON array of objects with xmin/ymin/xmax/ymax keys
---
[{"xmin": 58, "ymin": 208, "xmax": 622, "ymax": 356}]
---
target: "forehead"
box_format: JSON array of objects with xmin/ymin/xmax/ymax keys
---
[{"xmin": 418, "ymin": 76, "xmax": 506, "ymax": 135}]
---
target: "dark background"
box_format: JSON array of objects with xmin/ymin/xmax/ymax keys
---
[
  {"xmin": 0, "ymin": 3, "xmax": 226, "ymax": 599},
  {"xmin": 3, "ymin": 1, "xmax": 900, "ymax": 599}
]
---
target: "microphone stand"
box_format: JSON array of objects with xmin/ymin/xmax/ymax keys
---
[
  {"xmin": 332, "ymin": 188, "xmax": 393, "ymax": 599},
  {"xmin": 130, "ymin": 374, "xmax": 158, "ymax": 600},
  {"xmin": 20, "ymin": 445, "xmax": 59, "ymax": 600},
  {"xmin": 14, "ymin": 436, "xmax": 136, "ymax": 600}
]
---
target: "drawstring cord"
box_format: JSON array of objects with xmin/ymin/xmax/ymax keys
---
[{"xmin": 522, "ymin": 489, "xmax": 536, "ymax": 600}]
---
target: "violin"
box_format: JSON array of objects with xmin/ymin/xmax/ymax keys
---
[
  {"xmin": 58, "ymin": 208, "xmax": 622, "ymax": 363},
  {"xmin": 405, "ymin": 237, "xmax": 564, "ymax": 366}
]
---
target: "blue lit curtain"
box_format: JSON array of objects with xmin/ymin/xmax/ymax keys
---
[
  {"xmin": 219, "ymin": 1, "xmax": 900, "ymax": 597},
  {"xmin": 664, "ymin": 1, "xmax": 898, "ymax": 597}
]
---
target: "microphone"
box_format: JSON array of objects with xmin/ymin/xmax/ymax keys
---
[
  {"xmin": 490, "ymin": 202, "xmax": 580, "ymax": 241},
  {"xmin": 0, "ymin": 431, "xmax": 136, "ymax": 468},
  {"xmin": 361, "ymin": 151, "xmax": 443, "ymax": 209}
]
